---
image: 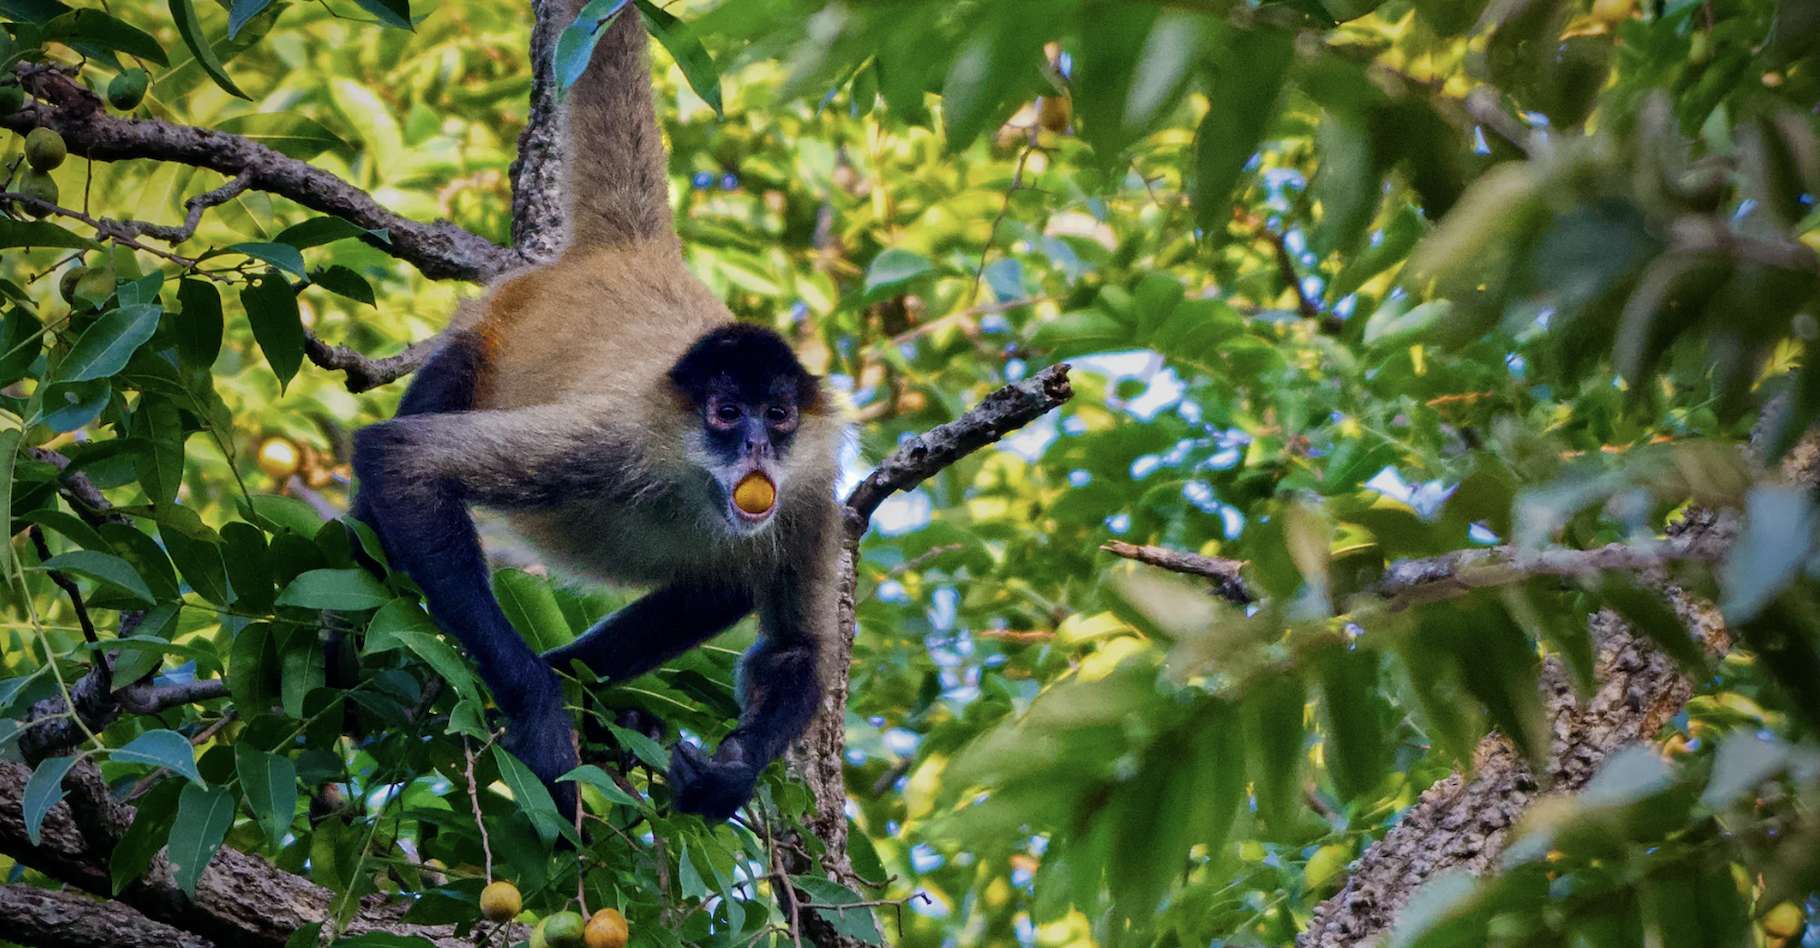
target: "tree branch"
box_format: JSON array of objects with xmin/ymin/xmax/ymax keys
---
[
  {"xmin": 5, "ymin": 67, "xmax": 519, "ymax": 282},
  {"xmin": 0, "ymin": 884, "xmax": 214, "ymax": 948},
  {"xmin": 302, "ymin": 333, "xmax": 436, "ymax": 394},
  {"xmin": 1100, "ymin": 540, "xmax": 1252, "ymax": 605},
  {"xmin": 787, "ymin": 364, "xmax": 1073, "ymax": 947}
]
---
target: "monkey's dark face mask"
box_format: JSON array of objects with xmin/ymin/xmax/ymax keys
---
[{"xmin": 669, "ymin": 325, "xmax": 821, "ymax": 534}]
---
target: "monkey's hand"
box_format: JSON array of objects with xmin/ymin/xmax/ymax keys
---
[
  {"xmin": 668, "ymin": 738, "xmax": 756, "ymax": 821},
  {"xmin": 502, "ymin": 706, "xmax": 581, "ymax": 822}
]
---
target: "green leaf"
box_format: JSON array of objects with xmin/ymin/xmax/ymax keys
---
[
  {"xmin": 1243, "ymin": 671, "xmax": 1305, "ymax": 837},
  {"xmin": 168, "ymin": 783, "xmax": 234, "ymax": 896},
  {"xmin": 41, "ymin": 551, "xmax": 154, "ymax": 604},
  {"xmin": 940, "ymin": 6, "xmax": 1044, "ymax": 152},
  {"xmin": 227, "ymin": 0, "xmax": 274, "ymax": 38},
  {"xmin": 1191, "ymin": 27, "xmax": 1293, "ymax": 231},
  {"xmin": 275, "ymin": 568, "xmax": 390, "ymax": 610},
  {"xmin": 168, "ymin": 0, "xmax": 250, "ymax": 99},
  {"xmin": 112, "ymin": 729, "xmax": 203, "ymax": 784},
  {"xmin": 46, "ymin": 9, "xmax": 168, "ymax": 65},
  {"xmin": 490, "ymin": 745, "xmax": 569, "ymax": 846},
  {"xmin": 351, "ymin": 0, "xmax": 411, "ymax": 29},
  {"xmin": 0, "ymin": 428, "xmax": 18, "ymax": 587},
  {"xmin": 554, "ymin": 0, "xmax": 631, "ymax": 92},
  {"xmin": 0, "ymin": 220, "xmax": 95, "ymax": 251},
  {"xmin": 790, "ymin": 876, "xmax": 884, "ymax": 946},
  {"xmin": 1385, "ymin": 870, "xmax": 1488, "ymax": 948},
  {"xmin": 1314, "ymin": 645, "xmax": 1388, "ymax": 804},
  {"xmin": 636, "ymin": 0, "xmax": 720, "ymax": 114},
  {"xmin": 213, "ymin": 113, "xmax": 346, "ymax": 160},
  {"xmin": 275, "ymin": 217, "xmax": 384, "ymax": 249},
  {"xmin": 240, "ymin": 275, "xmax": 304, "ymax": 390},
  {"xmin": 308, "ymin": 265, "xmax": 375, "ymax": 306},
  {"xmin": 23, "ymin": 755, "xmax": 77, "ymax": 845},
  {"xmin": 111, "ymin": 778, "xmax": 181, "ymax": 893},
  {"xmin": 558, "ymin": 763, "xmax": 644, "ymax": 808},
  {"xmin": 227, "ymin": 242, "xmax": 307, "ymax": 278},
  {"xmin": 606, "ymin": 722, "xmax": 670, "ymax": 771},
  {"xmin": 235, "ymin": 744, "xmax": 296, "ymax": 848},
  {"xmin": 1439, "ymin": 601, "xmax": 1549, "ymax": 769},
  {"xmin": 493, "ymin": 568, "xmax": 574, "ymax": 654},
  {"xmin": 133, "ymin": 396, "xmax": 186, "ymax": 506},
  {"xmin": 157, "ymin": 516, "xmax": 230, "ymax": 606},
  {"xmin": 367, "ymin": 600, "xmax": 482, "ymax": 703},
  {"xmin": 1594, "ymin": 575, "xmax": 1706, "ymax": 674},
  {"xmin": 175, "ymin": 278, "xmax": 224, "ymax": 371},
  {"xmin": 40, "ymin": 379, "xmax": 112, "ymax": 434},
  {"xmin": 1721, "ymin": 485, "xmax": 1817, "ymax": 624},
  {"xmin": 56, "ymin": 304, "xmax": 160, "ymax": 383},
  {"xmin": 863, "ymin": 248, "xmax": 934, "ymax": 296}
]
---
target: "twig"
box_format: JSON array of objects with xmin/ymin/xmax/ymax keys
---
[
  {"xmin": 28, "ymin": 526, "xmax": 106, "ymax": 684},
  {"xmin": 1101, "ymin": 540, "xmax": 1253, "ymax": 605},
  {"xmin": 2, "ymin": 190, "xmax": 200, "ymax": 268},
  {"xmin": 303, "ymin": 333, "xmax": 436, "ymax": 393},
  {"xmin": 463, "ymin": 738, "xmax": 494, "ymax": 882},
  {"xmin": 108, "ymin": 172, "xmax": 254, "ymax": 245}
]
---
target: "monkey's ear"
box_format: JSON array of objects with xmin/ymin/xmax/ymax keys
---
[{"xmin": 797, "ymin": 374, "xmax": 824, "ymax": 411}]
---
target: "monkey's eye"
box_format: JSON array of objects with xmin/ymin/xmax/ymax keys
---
[
  {"xmin": 713, "ymin": 403, "xmax": 742, "ymax": 425},
  {"xmin": 765, "ymin": 405, "xmax": 796, "ymax": 429}
]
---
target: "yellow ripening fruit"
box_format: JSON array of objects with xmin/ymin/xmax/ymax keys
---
[
  {"xmin": 24, "ymin": 127, "xmax": 66, "ymax": 171},
  {"xmin": 733, "ymin": 472, "xmax": 776, "ymax": 514},
  {"xmin": 584, "ymin": 908, "xmax": 629, "ymax": 948},
  {"xmin": 256, "ymin": 437, "xmax": 302, "ymax": 479},
  {"xmin": 529, "ymin": 919, "xmax": 550, "ymax": 948},
  {"xmin": 1761, "ymin": 902, "xmax": 1804, "ymax": 939},
  {"xmin": 479, "ymin": 881, "xmax": 522, "ymax": 922},
  {"xmin": 542, "ymin": 911, "xmax": 586, "ymax": 948}
]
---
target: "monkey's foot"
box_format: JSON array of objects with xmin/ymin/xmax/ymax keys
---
[
  {"xmin": 668, "ymin": 740, "xmax": 756, "ymax": 821},
  {"xmin": 502, "ymin": 709, "xmax": 581, "ymax": 822}
]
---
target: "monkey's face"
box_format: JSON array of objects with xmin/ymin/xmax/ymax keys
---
[{"xmin": 669, "ymin": 324, "xmax": 821, "ymax": 535}]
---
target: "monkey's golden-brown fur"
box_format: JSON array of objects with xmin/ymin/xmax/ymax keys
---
[{"xmin": 351, "ymin": 3, "xmax": 846, "ymax": 820}]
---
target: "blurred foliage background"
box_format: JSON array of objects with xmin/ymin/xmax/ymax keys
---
[{"xmin": 2, "ymin": 0, "xmax": 1820, "ymax": 944}]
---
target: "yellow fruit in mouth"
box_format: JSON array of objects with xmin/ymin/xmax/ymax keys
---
[{"xmin": 733, "ymin": 473, "xmax": 776, "ymax": 514}]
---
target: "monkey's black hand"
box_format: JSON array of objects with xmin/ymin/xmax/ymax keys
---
[
  {"xmin": 502, "ymin": 707, "xmax": 581, "ymax": 822},
  {"xmin": 668, "ymin": 738, "xmax": 756, "ymax": 821}
]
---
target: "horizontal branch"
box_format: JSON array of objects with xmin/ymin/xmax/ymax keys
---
[
  {"xmin": 303, "ymin": 333, "xmax": 435, "ymax": 393},
  {"xmin": 0, "ymin": 884, "xmax": 213, "ymax": 948},
  {"xmin": 6, "ymin": 67, "xmax": 518, "ymax": 282},
  {"xmin": 1101, "ymin": 541, "xmax": 1252, "ymax": 605},
  {"xmin": 844, "ymin": 363, "xmax": 1073, "ymax": 532}
]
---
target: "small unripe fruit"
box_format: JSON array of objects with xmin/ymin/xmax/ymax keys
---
[
  {"xmin": 733, "ymin": 472, "xmax": 775, "ymax": 515},
  {"xmin": 584, "ymin": 908, "xmax": 629, "ymax": 948},
  {"xmin": 0, "ymin": 84, "xmax": 23, "ymax": 116},
  {"xmin": 17, "ymin": 170, "xmax": 57, "ymax": 216},
  {"xmin": 71, "ymin": 266, "xmax": 115, "ymax": 310},
  {"xmin": 24, "ymin": 127, "xmax": 66, "ymax": 171},
  {"xmin": 542, "ymin": 911, "xmax": 586, "ymax": 948},
  {"xmin": 107, "ymin": 68, "xmax": 149, "ymax": 111},
  {"xmin": 478, "ymin": 880, "xmax": 522, "ymax": 922},
  {"xmin": 1762, "ymin": 902, "xmax": 1804, "ymax": 939},
  {"xmin": 59, "ymin": 265, "xmax": 88, "ymax": 304}
]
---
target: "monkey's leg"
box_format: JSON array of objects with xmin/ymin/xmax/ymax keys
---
[
  {"xmin": 543, "ymin": 581, "xmax": 753, "ymax": 681},
  {"xmin": 668, "ymin": 625, "xmax": 822, "ymax": 819}
]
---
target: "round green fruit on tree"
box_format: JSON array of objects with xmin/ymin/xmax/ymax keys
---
[
  {"xmin": 0, "ymin": 83, "xmax": 24, "ymax": 116},
  {"xmin": 58, "ymin": 265, "xmax": 88, "ymax": 304},
  {"xmin": 24, "ymin": 127, "xmax": 66, "ymax": 171},
  {"xmin": 478, "ymin": 881, "xmax": 522, "ymax": 922},
  {"xmin": 541, "ymin": 911, "xmax": 586, "ymax": 948},
  {"xmin": 71, "ymin": 266, "xmax": 115, "ymax": 309},
  {"xmin": 107, "ymin": 69, "xmax": 149, "ymax": 111},
  {"xmin": 17, "ymin": 170, "xmax": 57, "ymax": 216},
  {"xmin": 529, "ymin": 919, "xmax": 550, "ymax": 948}
]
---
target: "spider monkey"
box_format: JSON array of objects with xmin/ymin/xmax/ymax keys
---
[{"xmin": 350, "ymin": 4, "xmax": 844, "ymax": 821}]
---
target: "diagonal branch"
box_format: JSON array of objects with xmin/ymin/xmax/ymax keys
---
[
  {"xmin": 0, "ymin": 884, "xmax": 214, "ymax": 948},
  {"xmin": 5, "ymin": 67, "xmax": 519, "ymax": 283},
  {"xmin": 1101, "ymin": 540, "xmax": 1252, "ymax": 605}
]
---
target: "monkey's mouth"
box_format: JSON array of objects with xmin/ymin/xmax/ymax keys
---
[{"xmin": 729, "ymin": 471, "xmax": 778, "ymax": 524}]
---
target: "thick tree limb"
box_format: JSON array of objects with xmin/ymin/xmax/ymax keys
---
[
  {"xmin": 0, "ymin": 884, "xmax": 214, "ymax": 948},
  {"xmin": 510, "ymin": 0, "xmax": 571, "ymax": 263},
  {"xmin": 303, "ymin": 333, "xmax": 436, "ymax": 394},
  {"xmin": 1300, "ymin": 434, "xmax": 1820, "ymax": 946},
  {"xmin": 787, "ymin": 364, "xmax": 1074, "ymax": 946},
  {"xmin": 5, "ymin": 67, "xmax": 518, "ymax": 282},
  {"xmin": 0, "ymin": 758, "xmax": 507, "ymax": 948}
]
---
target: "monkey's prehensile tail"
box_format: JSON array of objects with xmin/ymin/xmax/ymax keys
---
[{"xmin": 560, "ymin": 0, "xmax": 673, "ymax": 252}]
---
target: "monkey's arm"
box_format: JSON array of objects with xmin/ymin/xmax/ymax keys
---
[
  {"xmin": 667, "ymin": 519, "xmax": 838, "ymax": 819},
  {"xmin": 543, "ymin": 582, "xmax": 754, "ymax": 681},
  {"xmin": 352, "ymin": 380, "xmax": 639, "ymax": 813}
]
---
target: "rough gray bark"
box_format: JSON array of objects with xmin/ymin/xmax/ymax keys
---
[
  {"xmin": 0, "ymin": 884, "xmax": 215, "ymax": 948},
  {"xmin": 786, "ymin": 364, "xmax": 1075, "ymax": 946},
  {"xmin": 0, "ymin": 759, "xmax": 513, "ymax": 948},
  {"xmin": 1299, "ymin": 434, "xmax": 1820, "ymax": 946},
  {"xmin": 510, "ymin": 0, "xmax": 571, "ymax": 263}
]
